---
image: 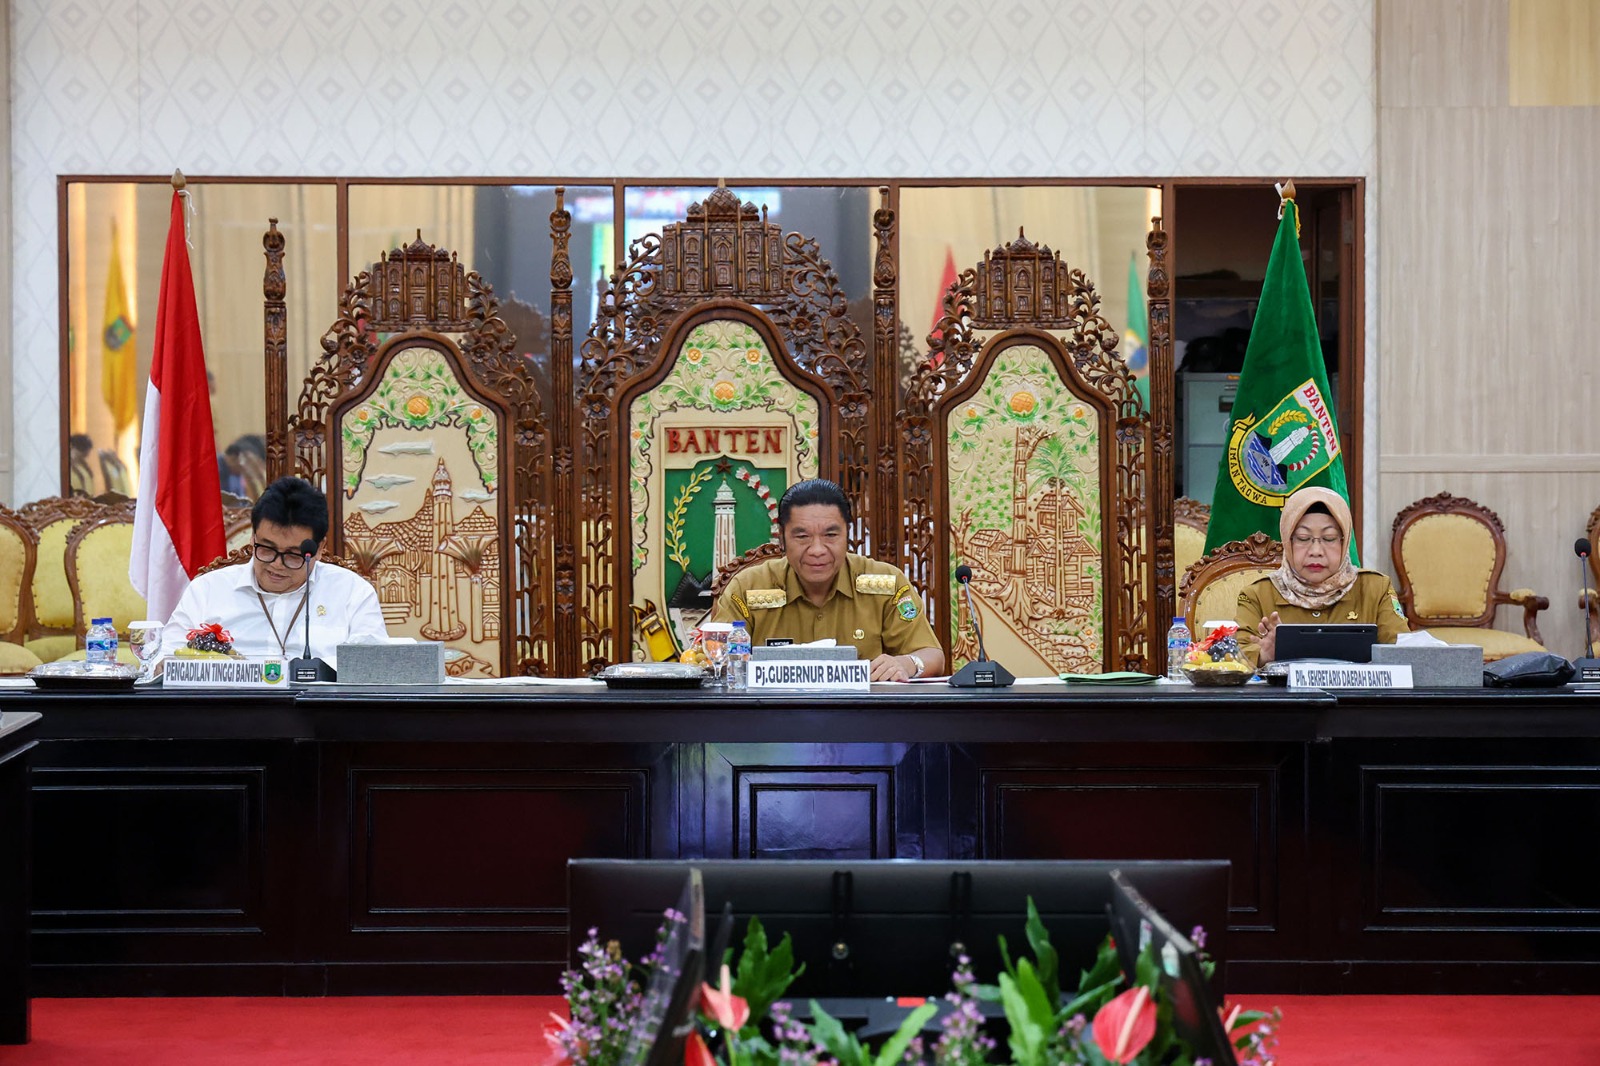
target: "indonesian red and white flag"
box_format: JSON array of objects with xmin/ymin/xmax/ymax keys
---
[{"xmin": 130, "ymin": 186, "xmax": 225, "ymax": 621}]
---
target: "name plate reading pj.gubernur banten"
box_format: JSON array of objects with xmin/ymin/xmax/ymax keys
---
[
  {"xmin": 749, "ymin": 659, "xmax": 872, "ymax": 692},
  {"xmin": 163, "ymin": 657, "xmax": 291, "ymax": 689}
]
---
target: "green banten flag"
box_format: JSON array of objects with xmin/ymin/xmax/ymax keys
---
[{"xmin": 1204, "ymin": 197, "xmax": 1353, "ymax": 559}]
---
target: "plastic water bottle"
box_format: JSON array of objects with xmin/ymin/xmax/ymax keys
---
[
  {"xmin": 1166, "ymin": 616, "xmax": 1192, "ymax": 681},
  {"xmin": 727, "ymin": 621, "xmax": 752, "ymax": 691},
  {"xmin": 85, "ymin": 617, "xmax": 119, "ymax": 666}
]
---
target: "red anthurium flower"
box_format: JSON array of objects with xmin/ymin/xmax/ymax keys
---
[
  {"xmin": 700, "ymin": 963, "xmax": 750, "ymax": 1032},
  {"xmin": 684, "ymin": 1030, "xmax": 717, "ymax": 1066},
  {"xmin": 1093, "ymin": 985, "xmax": 1156, "ymax": 1064}
]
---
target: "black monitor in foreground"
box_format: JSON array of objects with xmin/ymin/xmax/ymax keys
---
[
  {"xmin": 569, "ymin": 859, "xmax": 1230, "ymax": 1001},
  {"xmin": 1274, "ymin": 622, "xmax": 1377, "ymax": 663},
  {"xmin": 628, "ymin": 868, "xmax": 705, "ymax": 1066},
  {"xmin": 1107, "ymin": 869, "xmax": 1236, "ymax": 1066}
]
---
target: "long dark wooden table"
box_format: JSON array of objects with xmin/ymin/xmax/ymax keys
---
[
  {"xmin": 7, "ymin": 682, "xmax": 1600, "ymax": 996},
  {"xmin": 1, "ymin": 710, "xmax": 41, "ymax": 1043}
]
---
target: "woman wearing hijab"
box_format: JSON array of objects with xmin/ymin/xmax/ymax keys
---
[{"xmin": 1236, "ymin": 486, "xmax": 1410, "ymax": 666}]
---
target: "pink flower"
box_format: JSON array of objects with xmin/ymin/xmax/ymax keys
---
[
  {"xmin": 700, "ymin": 963, "xmax": 750, "ymax": 1032},
  {"xmin": 1093, "ymin": 985, "xmax": 1156, "ymax": 1064}
]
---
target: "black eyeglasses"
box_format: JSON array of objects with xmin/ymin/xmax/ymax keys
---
[{"xmin": 252, "ymin": 543, "xmax": 310, "ymax": 569}]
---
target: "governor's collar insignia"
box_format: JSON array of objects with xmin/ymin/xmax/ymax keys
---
[
  {"xmin": 746, "ymin": 588, "xmax": 786, "ymax": 610},
  {"xmin": 854, "ymin": 573, "xmax": 896, "ymax": 595}
]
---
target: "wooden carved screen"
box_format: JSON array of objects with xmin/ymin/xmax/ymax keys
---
[
  {"xmin": 563, "ymin": 186, "xmax": 892, "ymax": 671},
  {"xmin": 899, "ymin": 231, "xmax": 1159, "ymax": 673},
  {"xmin": 273, "ymin": 230, "xmax": 550, "ymax": 676}
]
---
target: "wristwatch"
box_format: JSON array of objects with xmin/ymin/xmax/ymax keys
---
[{"xmin": 907, "ymin": 653, "xmax": 926, "ymax": 679}]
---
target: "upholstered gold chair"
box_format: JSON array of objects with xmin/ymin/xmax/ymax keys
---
[
  {"xmin": 1173, "ymin": 497, "xmax": 1211, "ymax": 584},
  {"xmin": 1582, "ymin": 504, "xmax": 1600, "ymax": 630},
  {"xmin": 0, "ymin": 507, "xmax": 43, "ymax": 675},
  {"xmin": 1178, "ymin": 532, "xmax": 1283, "ymax": 632},
  {"xmin": 61, "ymin": 513, "xmax": 145, "ymax": 665},
  {"xmin": 1391, "ymin": 491, "xmax": 1548, "ymax": 662},
  {"xmin": 17, "ymin": 496, "xmax": 132, "ymax": 663}
]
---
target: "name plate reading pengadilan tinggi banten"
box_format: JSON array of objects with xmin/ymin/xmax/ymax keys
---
[
  {"xmin": 1287, "ymin": 662, "xmax": 1413, "ymax": 690},
  {"xmin": 749, "ymin": 659, "xmax": 872, "ymax": 692},
  {"xmin": 163, "ymin": 657, "xmax": 290, "ymax": 689}
]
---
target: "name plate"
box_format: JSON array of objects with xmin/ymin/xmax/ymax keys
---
[
  {"xmin": 749, "ymin": 659, "xmax": 872, "ymax": 692},
  {"xmin": 1287, "ymin": 663, "xmax": 1413, "ymax": 689},
  {"xmin": 163, "ymin": 657, "xmax": 291, "ymax": 689}
]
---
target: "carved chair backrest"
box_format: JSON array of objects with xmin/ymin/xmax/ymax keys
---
[
  {"xmin": 1173, "ymin": 497, "xmax": 1212, "ymax": 583},
  {"xmin": 708, "ymin": 542, "xmax": 787, "ymax": 600},
  {"xmin": 64, "ymin": 513, "xmax": 147, "ymax": 642},
  {"xmin": 1390, "ymin": 492, "xmax": 1509, "ymax": 627},
  {"xmin": 1178, "ymin": 532, "xmax": 1283, "ymax": 632},
  {"xmin": 569, "ymin": 186, "xmax": 890, "ymax": 671},
  {"xmin": 0, "ymin": 506, "xmax": 38, "ymax": 643},
  {"xmin": 1588, "ymin": 505, "xmax": 1600, "ymax": 589},
  {"xmin": 16, "ymin": 496, "xmax": 136, "ymax": 640},
  {"xmin": 899, "ymin": 230, "xmax": 1157, "ymax": 675},
  {"xmin": 274, "ymin": 225, "xmax": 547, "ymax": 678}
]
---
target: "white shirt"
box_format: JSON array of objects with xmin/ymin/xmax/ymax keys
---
[{"xmin": 161, "ymin": 562, "xmax": 389, "ymax": 668}]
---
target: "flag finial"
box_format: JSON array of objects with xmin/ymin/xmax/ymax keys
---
[
  {"xmin": 1274, "ymin": 179, "xmax": 1300, "ymax": 236},
  {"xmin": 171, "ymin": 169, "xmax": 186, "ymax": 191}
]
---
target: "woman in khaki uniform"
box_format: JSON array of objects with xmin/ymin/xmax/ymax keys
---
[{"xmin": 1237, "ymin": 486, "xmax": 1409, "ymax": 666}]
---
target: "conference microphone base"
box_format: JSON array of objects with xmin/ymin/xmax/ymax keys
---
[
  {"xmin": 948, "ymin": 658, "xmax": 1015, "ymax": 688},
  {"xmin": 290, "ymin": 657, "xmax": 337, "ymax": 684},
  {"xmin": 1574, "ymin": 657, "xmax": 1600, "ymax": 683}
]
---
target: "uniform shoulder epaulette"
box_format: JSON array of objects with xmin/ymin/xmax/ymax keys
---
[
  {"xmin": 854, "ymin": 573, "xmax": 897, "ymax": 595},
  {"xmin": 745, "ymin": 588, "xmax": 787, "ymax": 609}
]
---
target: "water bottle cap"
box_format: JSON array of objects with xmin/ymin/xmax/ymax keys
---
[
  {"xmin": 1173, "ymin": 616, "xmax": 1185, "ymax": 624},
  {"xmin": 731, "ymin": 620, "xmax": 746, "ymax": 629},
  {"xmin": 91, "ymin": 617, "xmax": 112, "ymax": 625}
]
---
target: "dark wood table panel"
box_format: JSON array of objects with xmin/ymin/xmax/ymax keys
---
[
  {"xmin": 0, "ymin": 712, "xmax": 39, "ymax": 1044},
  {"xmin": 10, "ymin": 683, "xmax": 1600, "ymax": 996}
]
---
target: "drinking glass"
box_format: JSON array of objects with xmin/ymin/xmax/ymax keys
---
[
  {"xmin": 700, "ymin": 622, "xmax": 732, "ymax": 689},
  {"xmin": 127, "ymin": 620, "xmax": 164, "ymax": 681}
]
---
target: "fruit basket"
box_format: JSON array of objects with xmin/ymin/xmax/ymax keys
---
[{"xmin": 1180, "ymin": 623, "xmax": 1254, "ymax": 686}]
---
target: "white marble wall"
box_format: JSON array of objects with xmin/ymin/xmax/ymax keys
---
[{"xmin": 7, "ymin": 0, "xmax": 1378, "ymax": 503}]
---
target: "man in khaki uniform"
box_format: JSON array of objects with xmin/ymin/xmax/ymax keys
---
[{"xmin": 712, "ymin": 479, "xmax": 943, "ymax": 682}]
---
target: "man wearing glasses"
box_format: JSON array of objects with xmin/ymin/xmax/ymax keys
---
[{"xmin": 161, "ymin": 477, "xmax": 388, "ymax": 664}]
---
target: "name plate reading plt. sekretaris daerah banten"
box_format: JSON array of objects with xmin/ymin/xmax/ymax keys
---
[
  {"xmin": 749, "ymin": 659, "xmax": 872, "ymax": 692},
  {"xmin": 163, "ymin": 657, "xmax": 291, "ymax": 689},
  {"xmin": 1287, "ymin": 662, "xmax": 1412, "ymax": 690}
]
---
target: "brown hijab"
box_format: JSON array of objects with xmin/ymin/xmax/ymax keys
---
[{"xmin": 1270, "ymin": 486, "xmax": 1358, "ymax": 610}]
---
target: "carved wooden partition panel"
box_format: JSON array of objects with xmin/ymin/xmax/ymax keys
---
[
  {"xmin": 270, "ymin": 229, "xmax": 551, "ymax": 675},
  {"xmin": 899, "ymin": 231, "xmax": 1158, "ymax": 673},
  {"xmin": 560, "ymin": 187, "xmax": 891, "ymax": 671}
]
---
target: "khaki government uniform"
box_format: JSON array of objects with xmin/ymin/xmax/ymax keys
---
[
  {"xmin": 1235, "ymin": 570, "xmax": 1410, "ymax": 667},
  {"xmin": 712, "ymin": 552, "xmax": 938, "ymax": 658}
]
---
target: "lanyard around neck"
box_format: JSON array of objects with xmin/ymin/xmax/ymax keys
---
[{"xmin": 255, "ymin": 582, "xmax": 311, "ymax": 659}]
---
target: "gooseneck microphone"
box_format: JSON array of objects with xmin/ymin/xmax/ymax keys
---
[
  {"xmin": 290, "ymin": 538, "xmax": 337, "ymax": 684},
  {"xmin": 948, "ymin": 564, "xmax": 1015, "ymax": 688},
  {"xmin": 1575, "ymin": 538, "xmax": 1600, "ymax": 682}
]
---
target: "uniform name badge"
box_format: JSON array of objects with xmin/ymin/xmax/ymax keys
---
[
  {"xmin": 163, "ymin": 656, "xmax": 292, "ymax": 689},
  {"xmin": 749, "ymin": 659, "xmax": 872, "ymax": 692}
]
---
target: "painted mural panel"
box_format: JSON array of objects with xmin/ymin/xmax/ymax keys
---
[
  {"xmin": 947, "ymin": 343, "xmax": 1102, "ymax": 676},
  {"xmin": 337, "ymin": 346, "xmax": 503, "ymax": 678},
  {"xmin": 628, "ymin": 320, "xmax": 820, "ymax": 655}
]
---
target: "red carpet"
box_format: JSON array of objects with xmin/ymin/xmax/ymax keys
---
[{"xmin": 0, "ymin": 995, "xmax": 1596, "ymax": 1064}]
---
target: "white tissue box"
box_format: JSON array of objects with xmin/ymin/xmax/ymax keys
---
[
  {"xmin": 1370, "ymin": 643, "xmax": 1483, "ymax": 687},
  {"xmin": 336, "ymin": 642, "xmax": 446, "ymax": 685}
]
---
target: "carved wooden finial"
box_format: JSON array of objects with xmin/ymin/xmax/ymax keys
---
[
  {"xmin": 171, "ymin": 169, "xmax": 186, "ymax": 191},
  {"xmin": 716, "ymin": 176, "xmax": 727, "ymax": 189},
  {"xmin": 1278, "ymin": 178, "xmax": 1297, "ymax": 202}
]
